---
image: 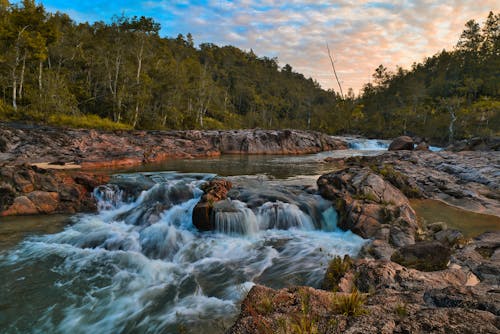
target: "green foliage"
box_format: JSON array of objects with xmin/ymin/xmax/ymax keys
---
[
  {"xmin": 289, "ymin": 292, "xmax": 319, "ymax": 334},
  {"xmin": 0, "ymin": 3, "xmax": 497, "ymax": 140},
  {"xmin": 323, "ymin": 255, "xmax": 352, "ymax": 291},
  {"xmin": 356, "ymin": 11, "xmax": 499, "ymax": 143},
  {"xmin": 0, "ymin": 1, "xmax": 341, "ymax": 131},
  {"xmin": 331, "ymin": 288, "xmax": 368, "ymax": 317},
  {"xmin": 394, "ymin": 302, "xmax": 408, "ymax": 318},
  {"xmin": 46, "ymin": 114, "xmax": 132, "ymax": 130}
]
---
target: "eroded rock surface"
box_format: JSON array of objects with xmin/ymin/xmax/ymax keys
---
[
  {"xmin": 192, "ymin": 178, "xmax": 233, "ymax": 231},
  {"xmin": 339, "ymin": 150, "xmax": 500, "ymax": 217},
  {"xmin": 0, "ymin": 123, "xmax": 346, "ymax": 168},
  {"xmin": 317, "ymin": 167, "xmax": 420, "ymax": 247},
  {"xmin": 228, "ymin": 232, "xmax": 500, "ymax": 334},
  {"xmin": 0, "ymin": 165, "xmax": 109, "ymax": 215}
]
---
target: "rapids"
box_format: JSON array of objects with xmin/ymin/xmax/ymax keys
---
[{"xmin": 0, "ymin": 170, "xmax": 366, "ymax": 333}]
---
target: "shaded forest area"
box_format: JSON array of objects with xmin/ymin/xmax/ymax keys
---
[{"xmin": 0, "ymin": 1, "xmax": 498, "ymax": 144}]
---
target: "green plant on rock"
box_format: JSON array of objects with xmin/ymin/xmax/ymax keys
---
[
  {"xmin": 323, "ymin": 255, "xmax": 352, "ymax": 291},
  {"xmin": 394, "ymin": 302, "xmax": 408, "ymax": 318},
  {"xmin": 331, "ymin": 288, "xmax": 368, "ymax": 317},
  {"xmin": 289, "ymin": 292, "xmax": 319, "ymax": 334},
  {"xmin": 255, "ymin": 295, "xmax": 274, "ymax": 315}
]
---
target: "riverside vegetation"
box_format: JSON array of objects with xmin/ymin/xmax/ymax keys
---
[{"xmin": 0, "ymin": 1, "xmax": 498, "ymax": 144}]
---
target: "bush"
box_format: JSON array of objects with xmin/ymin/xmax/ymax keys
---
[
  {"xmin": 46, "ymin": 114, "xmax": 131, "ymax": 130},
  {"xmin": 331, "ymin": 288, "xmax": 368, "ymax": 317},
  {"xmin": 323, "ymin": 255, "xmax": 352, "ymax": 291}
]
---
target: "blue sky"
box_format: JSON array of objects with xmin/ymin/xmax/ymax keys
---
[{"xmin": 17, "ymin": 1, "xmax": 499, "ymax": 92}]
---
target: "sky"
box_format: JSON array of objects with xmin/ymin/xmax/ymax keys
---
[{"xmin": 25, "ymin": 0, "xmax": 498, "ymax": 93}]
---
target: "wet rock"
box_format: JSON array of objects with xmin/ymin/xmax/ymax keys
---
[
  {"xmin": 388, "ymin": 136, "xmax": 414, "ymax": 151},
  {"xmin": 391, "ymin": 241, "xmax": 452, "ymax": 271},
  {"xmin": 318, "ymin": 168, "xmax": 419, "ymax": 246},
  {"xmin": 192, "ymin": 178, "xmax": 233, "ymax": 231},
  {"xmin": 0, "ymin": 165, "xmax": 109, "ymax": 216}
]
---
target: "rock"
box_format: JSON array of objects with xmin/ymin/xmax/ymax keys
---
[
  {"xmin": 391, "ymin": 241, "xmax": 452, "ymax": 271},
  {"xmin": 340, "ymin": 150, "xmax": 500, "ymax": 217},
  {"xmin": 27, "ymin": 191, "xmax": 59, "ymax": 214},
  {"xmin": 424, "ymin": 286, "xmax": 500, "ymax": 316},
  {"xmin": 1, "ymin": 196, "xmax": 38, "ymax": 215},
  {"xmin": 388, "ymin": 136, "xmax": 414, "ymax": 151},
  {"xmin": 427, "ymin": 221, "xmax": 448, "ymax": 233},
  {"xmin": 0, "ymin": 124, "xmax": 347, "ymax": 168},
  {"xmin": 0, "ymin": 135, "xmax": 7, "ymax": 152},
  {"xmin": 318, "ymin": 168, "xmax": 419, "ymax": 246},
  {"xmin": 192, "ymin": 178, "xmax": 232, "ymax": 231},
  {"xmin": 434, "ymin": 229, "xmax": 464, "ymax": 245},
  {"xmin": 415, "ymin": 142, "xmax": 429, "ymax": 151},
  {"xmin": 0, "ymin": 165, "xmax": 110, "ymax": 216}
]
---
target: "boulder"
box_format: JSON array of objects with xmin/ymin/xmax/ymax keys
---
[
  {"xmin": 318, "ymin": 167, "xmax": 419, "ymax": 246},
  {"xmin": 192, "ymin": 178, "xmax": 232, "ymax": 231},
  {"xmin": 388, "ymin": 136, "xmax": 414, "ymax": 151},
  {"xmin": 391, "ymin": 241, "xmax": 452, "ymax": 271}
]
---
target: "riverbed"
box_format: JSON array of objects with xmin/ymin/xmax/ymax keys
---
[{"xmin": 0, "ymin": 139, "xmax": 496, "ymax": 334}]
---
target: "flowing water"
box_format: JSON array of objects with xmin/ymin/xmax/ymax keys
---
[{"xmin": 0, "ymin": 138, "xmax": 440, "ymax": 333}]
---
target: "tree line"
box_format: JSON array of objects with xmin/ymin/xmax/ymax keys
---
[
  {"xmin": 0, "ymin": 1, "xmax": 498, "ymax": 143},
  {"xmin": 353, "ymin": 11, "xmax": 499, "ymax": 143}
]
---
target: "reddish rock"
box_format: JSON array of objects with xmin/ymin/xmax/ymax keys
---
[
  {"xmin": 415, "ymin": 141, "xmax": 430, "ymax": 151},
  {"xmin": 0, "ymin": 165, "xmax": 109, "ymax": 216},
  {"xmin": 2, "ymin": 196, "xmax": 38, "ymax": 215},
  {"xmin": 27, "ymin": 191, "xmax": 59, "ymax": 214},
  {"xmin": 192, "ymin": 179, "xmax": 232, "ymax": 231},
  {"xmin": 389, "ymin": 136, "xmax": 414, "ymax": 150}
]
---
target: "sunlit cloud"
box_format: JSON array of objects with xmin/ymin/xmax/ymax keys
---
[{"xmin": 31, "ymin": 0, "xmax": 499, "ymax": 93}]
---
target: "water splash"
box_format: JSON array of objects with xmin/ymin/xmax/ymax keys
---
[{"xmin": 0, "ymin": 172, "xmax": 366, "ymax": 334}]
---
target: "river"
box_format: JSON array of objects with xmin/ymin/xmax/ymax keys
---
[{"xmin": 0, "ymin": 139, "xmax": 442, "ymax": 333}]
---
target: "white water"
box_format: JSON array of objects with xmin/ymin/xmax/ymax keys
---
[{"xmin": 0, "ymin": 172, "xmax": 366, "ymax": 334}]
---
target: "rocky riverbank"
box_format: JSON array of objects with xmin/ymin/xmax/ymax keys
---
[
  {"xmin": 0, "ymin": 123, "xmax": 347, "ymax": 216},
  {"xmin": 326, "ymin": 150, "xmax": 500, "ymax": 217},
  {"xmin": 0, "ymin": 123, "xmax": 346, "ymax": 168},
  {"xmin": 228, "ymin": 148, "xmax": 500, "ymax": 334}
]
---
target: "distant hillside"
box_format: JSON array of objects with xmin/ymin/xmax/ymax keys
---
[
  {"xmin": 354, "ymin": 11, "xmax": 499, "ymax": 144},
  {"xmin": 0, "ymin": 0, "xmax": 336, "ymax": 131},
  {"xmin": 0, "ymin": 1, "xmax": 498, "ymax": 143}
]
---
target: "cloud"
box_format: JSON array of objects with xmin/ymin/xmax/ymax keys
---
[{"xmin": 35, "ymin": 0, "xmax": 499, "ymax": 93}]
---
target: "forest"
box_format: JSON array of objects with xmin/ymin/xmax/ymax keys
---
[{"xmin": 0, "ymin": 0, "xmax": 498, "ymax": 144}]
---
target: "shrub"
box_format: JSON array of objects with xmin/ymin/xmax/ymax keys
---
[
  {"xmin": 323, "ymin": 255, "xmax": 352, "ymax": 291},
  {"xmin": 331, "ymin": 288, "xmax": 368, "ymax": 317}
]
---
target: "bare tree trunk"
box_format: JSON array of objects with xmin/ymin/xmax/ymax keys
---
[
  {"xmin": 326, "ymin": 42, "xmax": 344, "ymax": 99},
  {"xmin": 38, "ymin": 60, "xmax": 43, "ymax": 94},
  {"xmin": 448, "ymin": 108, "xmax": 457, "ymax": 144},
  {"xmin": 132, "ymin": 40, "xmax": 144, "ymax": 128},
  {"xmin": 18, "ymin": 51, "xmax": 27, "ymax": 100},
  {"xmin": 11, "ymin": 26, "xmax": 29, "ymax": 110},
  {"xmin": 12, "ymin": 69, "xmax": 17, "ymax": 110}
]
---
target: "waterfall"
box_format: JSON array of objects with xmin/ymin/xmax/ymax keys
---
[{"xmin": 0, "ymin": 172, "xmax": 367, "ymax": 334}]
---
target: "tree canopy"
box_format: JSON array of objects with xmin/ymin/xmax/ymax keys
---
[{"xmin": 0, "ymin": 1, "xmax": 498, "ymax": 143}]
